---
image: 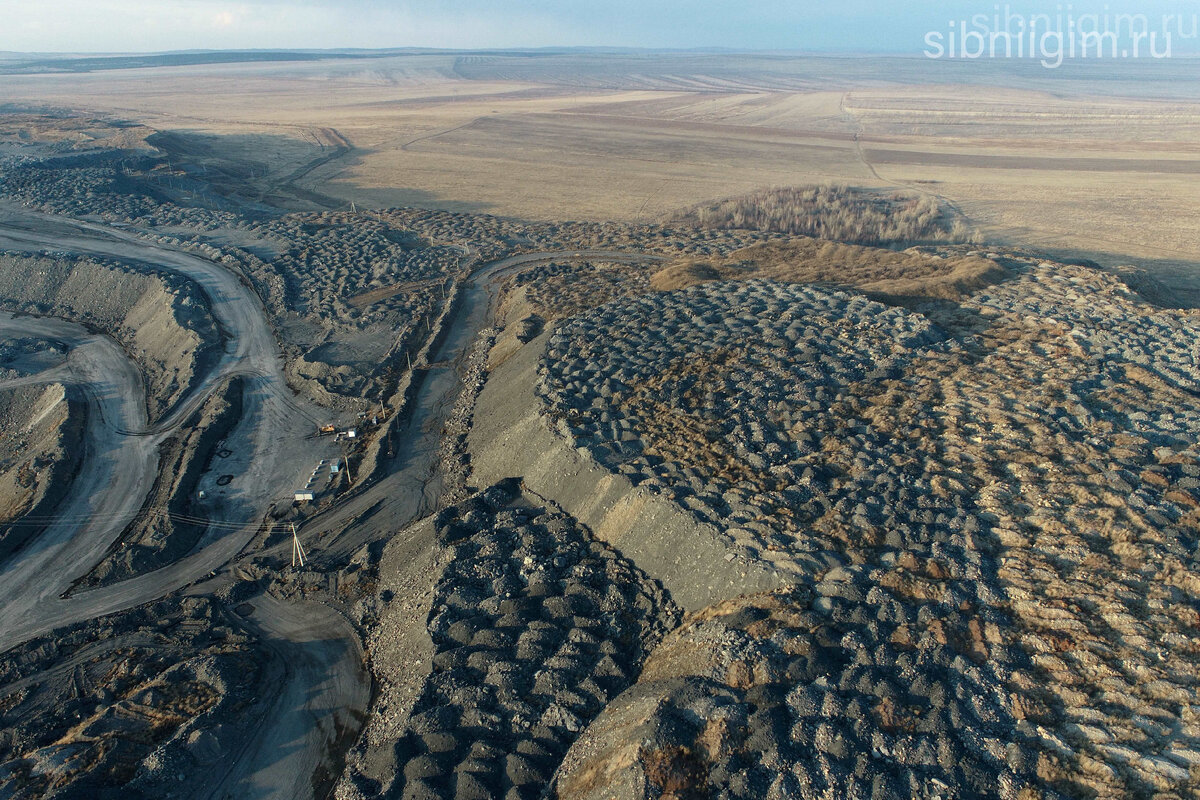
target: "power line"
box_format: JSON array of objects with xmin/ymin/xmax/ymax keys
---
[{"xmin": 0, "ymin": 505, "xmax": 298, "ymax": 532}]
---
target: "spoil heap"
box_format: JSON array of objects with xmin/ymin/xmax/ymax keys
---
[
  {"xmin": 347, "ymin": 483, "xmax": 680, "ymax": 800},
  {"xmin": 535, "ymin": 260, "xmax": 1200, "ymax": 799}
]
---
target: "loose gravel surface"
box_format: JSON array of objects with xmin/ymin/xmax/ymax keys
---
[
  {"xmin": 537, "ymin": 259, "xmax": 1200, "ymax": 799},
  {"xmin": 0, "ymin": 596, "xmax": 263, "ymax": 800},
  {"xmin": 344, "ymin": 481, "xmax": 680, "ymax": 800}
]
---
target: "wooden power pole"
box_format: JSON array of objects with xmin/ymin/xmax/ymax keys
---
[{"xmin": 291, "ymin": 523, "xmax": 308, "ymax": 568}]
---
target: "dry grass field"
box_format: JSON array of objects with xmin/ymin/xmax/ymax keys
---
[{"xmin": 2, "ymin": 51, "xmax": 1199, "ymax": 298}]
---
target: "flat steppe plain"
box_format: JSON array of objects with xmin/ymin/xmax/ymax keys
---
[{"xmin": 3, "ymin": 51, "xmax": 1199, "ymax": 300}]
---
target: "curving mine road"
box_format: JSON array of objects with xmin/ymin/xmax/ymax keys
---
[
  {"xmin": 0, "ymin": 204, "xmax": 354, "ymax": 800},
  {"xmin": 0, "ymin": 198, "xmax": 661, "ymax": 800},
  {"xmin": 0, "ymin": 203, "xmax": 329, "ymax": 649},
  {"xmin": 0, "ymin": 309, "xmax": 157, "ymax": 648},
  {"xmin": 290, "ymin": 248, "xmax": 666, "ymax": 561},
  {"xmin": 196, "ymin": 593, "xmax": 371, "ymax": 800}
]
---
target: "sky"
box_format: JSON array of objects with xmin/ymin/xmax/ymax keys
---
[{"xmin": 1, "ymin": 0, "xmax": 1198, "ymax": 54}]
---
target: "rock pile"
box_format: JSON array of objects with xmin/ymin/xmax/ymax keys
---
[
  {"xmin": 0, "ymin": 382, "xmax": 84, "ymax": 561},
  {"xmin": 0, "ymin": 597, "xmax": 262, "ymax": 799},
  {"xmin": 557, "ymin": 577, "xmax": 1047, "ymax": 800},
  {"xmin": 438, "ymin": 327, "xmax": 498, "ymax": 506},
  {"xmin": 384, "ymin": 483, "xmax": 679, "ymax": 800},
  {"xmin": 539, "ymin": 279, "xmax": 950, "ymax": 573},
  {"xmin": 506, "ymin": 260, "xmax": 651, "ymax": 321},
  {"xmin": 537, "ymin": 261, "xmax": 1200, "ymax": 798},
  {"xmin": 0, "ymin": 251, "xmax": 220, "ymax": 422}
]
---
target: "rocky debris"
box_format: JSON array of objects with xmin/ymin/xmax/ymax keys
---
[
  {"xmin": 0, "ymin": 597, "xmax": 262, "ymax": 799},
  {"xmin": 960, "ymin": 264, "xmax": 1200, "ymax": 799},
  {"xmin": 557, "ymin": 581, "xmax": 1051, "ymax": 800},
  {"xmin": 438, "ymin": 327, "xmax": 497, "ymax": 506},
  {"xmin": 650, "ymin": 238, "xmax": 1007, "ymax": 304},
  {"xmin": 0, "ymin": 337, "xmax": 66, "ymax": 379},
  {"xmin": 537, "ymin": 258, "xmax": 1200, "ymax": 798},
  {"xmin": 333, "ymin": 514, "xmax": 447, "ymax": 800},
  {"xmin": 351, "ymin": 481, "xmax": 680, "ymax": 800},
  {"xmin": 81, "ymin": 377, "xmax": 245, "ymax": 587},
  {"xmin": 505, "ymin": 260, "xmax": 652, "ymax": 322},
  {"xmin": 0, "ymin": 383, "xmax": 85, "ymax": 561},
  {"xmin": 191, "ymin": 212, "xmax": 465, "ymax": 407},
  {"xmin": 0, "ymin": 251, "xmax": 220, "ymax": 422},
  {"xmin": 2, "ymin": 130, "xmax": 469, "ymax": 406},
  {"xmin": 538, "ymin": 278, "xmax": 949, "ymax": 572}
]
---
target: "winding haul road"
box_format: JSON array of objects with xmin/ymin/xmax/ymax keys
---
[
  {"xmin": 0, "ymin": 198, "xmax": 661, "ymax": 799},
  {"xmin": 0, "ymin": 202, "xmax": 356, "ymax": 800},
  {"xmin": 0, "ymin": 203, "xmax": 324, "ymax": 650}
]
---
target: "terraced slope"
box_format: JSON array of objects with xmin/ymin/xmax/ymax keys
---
[
  {"xmin": 524, "ymin": 257, "xmax": 1200, "ymax": 799},
  {"xmin": 0, "ymin": 253, "xmax": 219, "ymax": 422}
]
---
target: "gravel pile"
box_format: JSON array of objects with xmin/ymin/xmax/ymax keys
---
[
  {"xmin": 538, "ymin": 262, "xmax": 1200, "ymax": 798},
  {"xmin": 387, "ymin": 483, "xmax": 680, "ymax": 800},
  {"xmin": 538, "ymin": 279, "xmax": 952, "ymax": 572},
  {"xmin": 557, "ymin": 576, "xmax": 1048, "ymax": 800},
  {"xmin": 506, "ymin": 260, "xmax": 651, "ymax": 322}
]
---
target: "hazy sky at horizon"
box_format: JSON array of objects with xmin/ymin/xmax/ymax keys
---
[{"xmin": 2, "ymin": 0, "xmax": 1198, "ymax": 54}]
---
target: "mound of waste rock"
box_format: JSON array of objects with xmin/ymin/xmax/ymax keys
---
[
  {"xmin": 0, "ymin": 597, "xmax": 263, "ymax": 800},
  {"xmin": 538, "ymin": 279, "xmax": 952, "ymax": 573},
  {"xmin": 557, "ymin": 576, "xmax": 1047, "ymax": 800},
  {"xmin": 530, "ymin": 257, "xmax": 1200, "ymax": 798},
  {"xmin": 0, "ymin": 382, "xmax": 84, "ymax": 561},
  {"xmin": 342, "ymin": 482, "xmax": 680, "ymax": 800},
  {"xmin": 0, "ymin": 253, "xmax": 219, "ymax": 421}
]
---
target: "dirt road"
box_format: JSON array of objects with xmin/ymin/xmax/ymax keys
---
[
  {"xmin": 198, "ymin": 593, "xmax": 370, "ymax": 800},
  {"xmin": 0, "ymin": 210, "xmax": 659, "ymax": 798},
  {"xmin": 294, "ymin": 249, "xmax": 664, "ymax": 561},
  {"xmin": 0, "ymin": 310, "xmax": 159, "ymax": 651},
  {"xmin": 0, "ymin": 204, "xmax": 335, "ymax": 645},
  {"xmin": 0, "ymin": 206, "xmax": 355, "ymax": 800}
]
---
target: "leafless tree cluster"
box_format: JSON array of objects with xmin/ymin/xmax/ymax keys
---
[{"xmin": 670, "ymin": 185, "xmax": 972, "ymax": 246}]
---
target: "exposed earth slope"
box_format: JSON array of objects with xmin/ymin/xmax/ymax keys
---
[{"xmin": 472, "ymin": 251, "xmax": 1200, "ymax": 800}]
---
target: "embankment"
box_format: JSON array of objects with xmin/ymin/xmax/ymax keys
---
[
  {"xmin": 352, "ymin": 278, "xmax": 461, "ymax": 488},
  {"xmin": 0, "ymin": 252, "xmax": 220, "ymax": 422},
  {"xmin": 469, "ymin": 329, "xmax": 797, "ymax": 612},
  {"xmin": 334, "ymin": 511, "xmax": 446, "ymax": 798},
  {"xmin": 0, "ymin": 383, "xmax": 86, "ymax": 563},
  {"xmin": 82, "ymin": 377, "xmax": 245, "ymax": 586},
  {"xmin": 336, "ymin": 480, "xmax": 679, "ymax": 800}
]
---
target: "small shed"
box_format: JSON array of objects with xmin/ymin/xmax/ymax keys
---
[{"xmin": 294, "ymin": 491, "xmax": 314, "ymax": 502}]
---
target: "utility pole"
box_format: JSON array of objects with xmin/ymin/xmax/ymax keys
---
[{"xmin": 291, "ymin": 523, "xmax": 307, "ymax": 568}]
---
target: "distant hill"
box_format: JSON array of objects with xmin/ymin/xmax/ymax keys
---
[{"xmin": 0, "ymin": 49, "xmax": 400, "ymax": 75}]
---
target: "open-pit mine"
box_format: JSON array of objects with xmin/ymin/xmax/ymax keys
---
[{"xmin": 0, "ymin": 49, "xmax": 1197, "ymax": 800}]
